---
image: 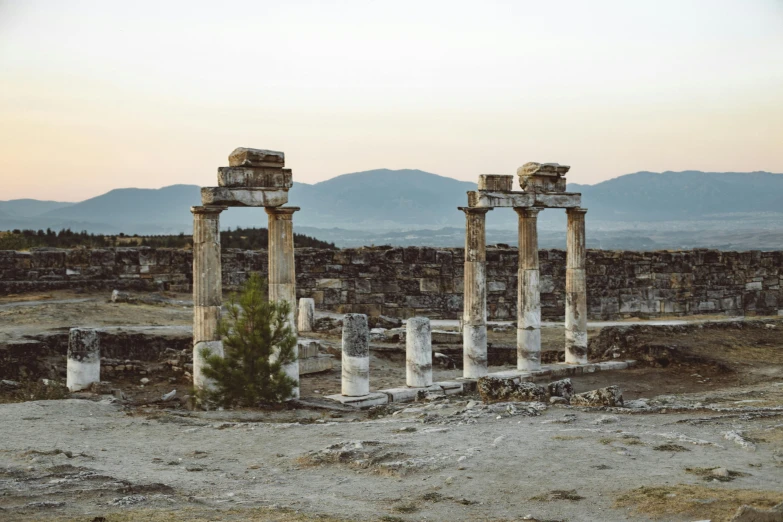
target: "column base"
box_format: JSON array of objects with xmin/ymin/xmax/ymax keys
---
[
  {"xmin": 193, "ymin": 340, "xmax": 224, "ymax": 391},
  {"xmin": 463, "ymin": 324, "xmax": 488, "ymax": 378},
  {"xmin": 517, "ymin": 328, "xmax": 541, "ymax": 371}
]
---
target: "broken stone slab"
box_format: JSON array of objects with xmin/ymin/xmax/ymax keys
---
[
  {"xmin": 570, "ymin": 386, "xmax": 624, "ymax": 407},
  {"xmin": 201, "ymin": 187, "xmax": 289, "ymax": 207},
  {"xmin": 547, "ymin": 378, "xmax": 574, "ymax": 401},
  {"xmin": 518, "ymin": 162, "xmax": 570, "ymax": 177},
  {"xmin": 217, "ymin": 167, "xmax": 293, "ymax": 189},
  {"xmin": 324, "ymin": 392, "xmax": 388, "ymax": 409},
  {"xmin": 367, "ymin": 315, "xmax": 403, "ymax": 329},
  {"xmin": 111, "ymin": 289, "xmax": 133, "ymax": 303},
  {"xmin": 478, "ymin": 175, "xmax": 513, "ymax": 192},
  {"xmin": 297, "ymin": 338, "xmax": 321, "ymax": 359},
  {"xmin": 477, "ymin": 376, "xmax": 546, "ymax": 403},
  {"xmin": 228, "ymin": 147, "xmax": 284, "ymax": 168}
]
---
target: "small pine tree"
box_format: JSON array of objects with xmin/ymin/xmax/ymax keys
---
[{"xmin": 198, "ymin": 273, "xmax": 297, "ymax": 407}]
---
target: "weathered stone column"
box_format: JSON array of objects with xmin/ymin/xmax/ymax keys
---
[
  {"xmin": 341, "ymin": 314, "xmax": 370, "ymax": 396},
  {"xmin": 191, "ymin": 205, "xmax": 226, "ymax": 390},
  {"xmin": 406, "ymin": 317, "xmax": 432, "ymax": 387},
  {"xmin": 67, "ymin": 328, "xmax": 100, "ymax": 391},
  {"xmin": 460, "ymin": 207, "xmax": 491, "ymax": 378},
  {"xmin": 565, "ymin": 207, "xmax": 588, "ymax": 364},
  {"xmin": 266, "ymin": 206, "xmax": 300, "ymax": 397},
  {"xmin": 515, "ymin": 207, "xmax": 541, "ymax": 371},
  {"xmin": 297, "ymin": 298, "xmax": 315, "ymax": 333}
]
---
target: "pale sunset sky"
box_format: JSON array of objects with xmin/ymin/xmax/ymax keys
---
[{"xmin": 1, "ymin": 0, "xmax": 782, "ymax": 201}]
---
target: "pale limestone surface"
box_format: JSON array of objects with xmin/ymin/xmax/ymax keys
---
[
  {"xmin": 227, "ymin": 147, "xmax": 284, "ymax": 168},
  {"xmin": 200, "ymin": 187, "xmax": 289, "ymax": 207},
  {"xmin": 406, "ymin": 316, "xmax": 433, "ymax": 387}
]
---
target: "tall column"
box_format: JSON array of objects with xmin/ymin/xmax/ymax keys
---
[
  {"xmin": 460, "ymin": 207, "xmax": 491, "ymax": 378},
  {"xmin": 192, "ymin": 206, "xmax": 226, "ymax": 390},
  {"xmin": 515, "ymin": 207, "xmax": 541, "ymax": 371},
  {"xmin": 565, "ymin": 207, "xmax": 588, "ymax": 364},
  {"xmin": 266, "ymin": 206, "xmax": 300, "ymax": 398}
]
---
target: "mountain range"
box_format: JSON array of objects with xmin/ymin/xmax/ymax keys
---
[{"xmin": 2, "ymin": 169, "xmax": 782, "ymax": 250}]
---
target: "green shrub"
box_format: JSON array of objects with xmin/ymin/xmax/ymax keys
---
[{"xmin": 198, "ymin": 273, "xmax": 297, "ymax": 407}]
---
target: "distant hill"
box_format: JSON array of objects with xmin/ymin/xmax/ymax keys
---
[
  {"xmin": 2, "ymin": 169, "xmax": 782, "ymax": 249},
  {"xmin": 0, "ymin": 199, "xmax": 73, "ymax": 218}
]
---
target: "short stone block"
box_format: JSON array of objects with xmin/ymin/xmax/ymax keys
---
[
  {"xmin": 382, "ymin": 385, "xmax": 442, "ymax": 403},
  {"xmin": 299, "ymin": 355, "xmax": 334, "ymax": 375},
  {"xmin": 325, "ymin": 392, "xmax": 388, "ymax": 409},
  {"xmin": 435, "ymin": 381, "xmax": 464, "ymax": 395}
]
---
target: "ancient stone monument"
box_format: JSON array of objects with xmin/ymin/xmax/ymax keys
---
[
  {"xmin": 460, "ymin": 163, "xmax": 587, "ymax": 378},
  {"xmin": 192, "ymin": 148, "xmax": 300, "ymax": 397}
]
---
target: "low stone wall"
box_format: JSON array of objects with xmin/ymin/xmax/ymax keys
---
[{"xmin": 1, "ymin": 247, "xmax": 782, "ymax": 320}]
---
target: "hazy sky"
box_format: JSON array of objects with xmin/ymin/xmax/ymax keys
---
[{"xmin": 1, "ymin": 0, "xmax": 782, "ymax": 201}]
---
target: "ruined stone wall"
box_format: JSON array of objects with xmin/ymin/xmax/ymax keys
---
[{"xmin": 1, "ymin": 247, "xmax": 781, "ymax": 320}]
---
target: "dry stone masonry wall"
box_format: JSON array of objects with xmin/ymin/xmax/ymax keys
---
[{"xmin": 1, "ymin": 247, "xmax": 781, "ymax": 320}]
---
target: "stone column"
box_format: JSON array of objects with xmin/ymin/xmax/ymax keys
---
[
  {"xmin": 406, "ymin": 317, "xmax": 432, "ymax": 387},
  {"xmin": 266, "ymin": 206, "xmax": 300, "ymax": 397},
  {"xmin": 515, "ymin": 207, "xmax": 541, "ymax": 371},
  {"xmin": 191, "ymin": 205, "xmax": 226, "ymax": 390},
  {"xmin": 341, "ymin": 314, "xmax": 370, "ymax": 396},
  {"xmin": 565, "ymin": 207, "xmax": 588, "ymax": 364},
  {"xmin": 67, "ymin": 328, "xmax": 100, "ymax": 392},
  {"xmin": 460, "ymin": 207, "xmax": 491, "ymax": 378},
  {"xmin": 297, "ymin": 298, "xmax": 315, "ymax": 333}
]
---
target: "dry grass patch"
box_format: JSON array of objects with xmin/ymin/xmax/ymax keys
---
[
  {"xmin": 653, "ymin": 443, "xmax": 690, "ymax": 452},
  {"xmin": 615, "ymin": 484, "xmax": 782, "ymax": 522},
  {"xmin": 530, "ymin": 490, "xmax": 585, "ymax": 502},
  {"xmin": 42, "ymin": 507, "xmax": 354, "ymax": 522},
  {"xmin": 685, "ymin": 467, "xmax": 750, "ymax": 482},
  {"xmin": 550, "ymin": 435, "xmax": 583, "ymax": 441}
]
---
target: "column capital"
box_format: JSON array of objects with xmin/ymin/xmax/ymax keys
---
[
  {"xmin": 566, "ymin": 207, "xmax": 588, "ymax": 215},
  {"xmin": 265, "ymin": 206, "xmax": 300, "ymax": 218},
  {"xmin": 458, "ymin": 206, "xmax": 492, "ymax": 215},
  {"xmin": 514, "ymin": 207, "xmax": 541, "ymax": 218},
  {"xmin": 191, "ymin": 205, "xmax": 228, "ymax": 215}
]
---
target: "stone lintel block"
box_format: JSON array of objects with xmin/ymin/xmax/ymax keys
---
[
  {"xmin": 478, "ymin": 175, "xmax": 513, "ymax": 192},
  {"xmin": 324, "ymin": 392, "xmax": 388, "ymax": 409},
  {"xmin": 467, "ymin": 191, "xmax": 581, "ymax": 209},
  {"xmin": 201, "ymin": 187, "xmax": 289, "ymax": 207},
  {"xmin": 518, "ymin": 162, "xmax": 570, "ymax": 178},
  {"xmin": 468, "ymin": 191, "xmax": 533, "ymax": 208},
  {"xmin": 218, "ymin": 167, "xmax": 293, "ymax": 189},
  {"xmin": 228, "ymin": 147, "xmax": 284, "ymax": 168},
  {"xmin": 535, "ymin": 193, "xmax": 581, "ymax": 208}
]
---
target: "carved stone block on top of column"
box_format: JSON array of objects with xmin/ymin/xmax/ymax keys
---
[
  {"xmin": 515, "ymin": 207, "xmax": 541, "ymax": 371},
  {"xmin": 517, "ymin": 162, "xmax": 570, "ymax": 193},
  {"xmin": 460, "ymin": 206, "xmax": 491, "ymax": 378},
  {"xmin": 565, "ymin": 207, "xmax": 588, "ymax": 364},
  {"xmin": 478, "ymin": 174, "xmax": 513, "ymax": 192}
]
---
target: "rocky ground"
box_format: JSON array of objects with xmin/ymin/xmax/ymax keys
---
[{"xmin": 0, "ymin": 291, "xmax": 782, "ymax": 521}]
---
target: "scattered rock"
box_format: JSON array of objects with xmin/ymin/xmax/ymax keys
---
[
  {"xmin": 110, "ymin": 290, "xmax": 134, "ymax": 303},
  {"xmin": 110, "ymin": 495, "xmax": 147, "ymax": 507},
  {"xmin": 730, "ymin": 501, "xmax": 783, "ymax": 522},
  {"xmin": 547, "ymin": 379, "xmax": 574, "ymax": 401},
  {"xmin": 368, "ymin": 315, "xmax": 403, "ymax": 329},
  {"xmin": 724, "ymin": 430, "xmax": 757, "ymax": 452},
  {"xmin": 593, "ymin": 415, "xmax": 619, "ymax": 425},
  {"xmin": 0, "ymin": 380, "xmax": 21, "ymax": 391},
  {"xmin": 140, "ymin": 378, "xmax": 150, "ymax": 385},
  {"xmin": 161, "ymin": 390, "xmax": 177, "ymax": 401},
  {"xmin": 570, "ymin": 386, "xmax": 623, "ymax": 407},
  {"xmin": 477, "ymin": 377, "xmax": 547, "ymax": 403},
  {"xmin": 712, "ymin": 467, "xmax": 730, "ymax": 478},
  {"xmin": 549, "ymin": 396, "xmax": 568, "ymax": 405}
]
